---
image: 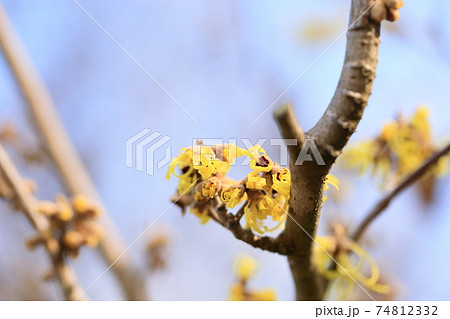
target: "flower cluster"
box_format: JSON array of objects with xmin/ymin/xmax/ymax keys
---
[
  {"xmin": 342, "ymin": 106, "xmax": 449, "ymax": 190},
  {"xmin": 167, "ymin": 143, "xmax": 290, "ymax": 233},
  {"xmin": 27, "ymin": 194, "xmax": 103, "ymax": 258},
  {"xmin": 167, "ymin": 142, "xmax": 339, "ymax": 234},
  {"xmin": 370, "ymin": 0, "xmax": 403, "ymax": 23},
  {"xmin": 315, "ymin": 233, "xmax": 390, "ymax": 300},
  {"xmin": 228, "ymin": 254, "xmax": 277, "ymax": 301}
]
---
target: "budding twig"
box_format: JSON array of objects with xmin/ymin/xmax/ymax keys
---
[
  {"xmin": 352, "ymin": 142, "xmax": 450, "ymax": 242},
  {"xmin": 0, "ymin": 143, "xmax": 86, "ymax": 301},
  {"xmin": 0, "ymin": 3, "xmax": 148, "ymax": 300}
]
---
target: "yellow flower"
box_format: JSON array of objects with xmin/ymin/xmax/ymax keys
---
[
  {"xmin": 166, "ymin": 148, "xmax": 198, "ymax": 193},
  {"xmin": 228, "ymin": 284, "xmax": 277, "ymax": 301},
  {"xmin": 324, "ymin": 174, "xmax": 339, "ymax": 191},
  {"xmin": 248, "ymin": 289, "xmax": 277, "ymax": 301},
  {"xmin": 315, "ymin": 236, "xmax": 390, "ymax": 300},
  {"xmin": 193, "ymin": 146, "xmax": 221, "ymax": 179},
  {"xmin": 411, "ymin": 105, "xmax": 431, "ymax": 140},
  {"xmin": 235, "ymin": 254, "xmax": 258, "ymax": 282},
  {"xmin": 323, "ymin": 174, "xmax": 339, "ymax": 201},
  {"xmin": 201, "ymin": 178, "xmax": 221, "ymax": 198},
  {"xmin": 246, "ymin": 145, "xmax": 274, "ymax": 172},
  {"xmin": 244, "ymin": 195, "xmax": 272, "ymax": 234},
  {"xmin": 246, "ymin": 171, "xmax": 267, "ymax": 190},
  {"xmin": 244, "ymin": 194, "xmax": 287, "ymax": 234},
  {"xmin": 272, "ymin": 168, "xmax": 291, "ymax": 197},
  {"xmin": 380, "ymin": 121, "xmax": 397, "ymax": 141},
  {"xmin": 165, "ymin": 148, "xmax": 194, "ymax": 179},
  {"xmin": 167, "ymin": 143, "xmax": 291, "ymax": 234},
  {"xmin": 177, "ymin": 174, "xmax": 198, "ymax": 194},
  {"xmin": 341, "ymin": 106, "xmax": 449, "ymax": 190},
  {"xmin": 228, "ymin": 283, "xmax": 246, "ymax": 301},
  {"xmin": 221, "ymin": 184, "xmax": 246, "ymax": 208},
  {"xmin": 228, "ymin": 254, "xmax": 278, "ymax": 301},
  {"xmin": 343, "ymin": 141, "xmax": 390, "ymax": 176}
]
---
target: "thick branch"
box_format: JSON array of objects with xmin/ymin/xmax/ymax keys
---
[
  {"xmin": 0, "ymin": 143, "xmax": 86, "ymax": 301},
  {"xmin": 274, "ymin": 0, "xmax": 381, "ymax": 300},
  {"xmin": 212, "ymin": 205, "xmax": 292, "ymax": 255},
  {"xmin": 0, "ymin": 3, "xmax": 148, "ymax": 300},
  {"xmin": 309, "ymin": 0, "xmax": 380, "ymax": 164},
  {"xmin": 352, "ymin": 142, "xmax": 450, "ymax": 242}
]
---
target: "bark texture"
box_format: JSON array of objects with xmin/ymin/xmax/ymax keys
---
[{"xmin": 275, "ymin": 0, "xmax": 382, "ymax": 300}]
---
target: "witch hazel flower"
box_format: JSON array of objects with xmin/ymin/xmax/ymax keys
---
[{"xmin": 167, "ymin": 142, "xmax": 339, "ymax": 235}]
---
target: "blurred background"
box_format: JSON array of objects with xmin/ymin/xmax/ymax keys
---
[{"xmin": 0, "ymin": 0, "xmax": 449, "ymax": 300}]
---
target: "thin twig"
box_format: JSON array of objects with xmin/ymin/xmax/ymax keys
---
[
  {"xmin": 352, "ymin": 142, "xmax": 450, "ymax": 242},
  {"xmin": 0, "ymin": 143, "xmax": 86, "ymax": 301},
  {"xmin": 0, "ymin": 3, "xmax": 148, "ymax": 300},
  {"xmin": 272, "ymin": 103, "xmax": 305, "ymax": 160}
]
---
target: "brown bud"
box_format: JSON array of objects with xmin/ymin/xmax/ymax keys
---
[
  {"xmin": 386, "ymin": 8, "xmax": 401, "ymax": 22},
  {"xmin": 55, "ymin": 195, "xmax": 73, "ymax": 222},
  {"xmin": 370, "ymin": 0, "xmax": 387, "ymax": 22},
  {"xmin": 46, "ymin": 237, "xmax": 60, "ymax": 255},
  {"xmin": 57, "ymin": 204, "xmax": 73, "ymax": 222},
  {"xmin": 72, "ymin": 194, "xmax": 89, "ymax": 213},
  {"xmin": 385, "ymin": 0, "xmax": 403, "ymax": 9},
  {"xmin": 64, "ymin": 230, "xmax": 85, "ymax": 249},
  {"xmin": 72, "ymin": 194, "xmax": 102, "ymax": 217},
  {"xmin": 0, "ymin": 122, "xmax": 17, "ymax": 142},
  {"xmin": 67, "ymin": 248, "xmax": 80, "ymax": 258}
]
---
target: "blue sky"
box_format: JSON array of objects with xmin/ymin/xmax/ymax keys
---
[{"xmin": 1, "ymin": 0, "xmax": 450, "ymax": 300}]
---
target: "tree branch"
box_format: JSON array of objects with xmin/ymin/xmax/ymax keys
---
[
  {"xmin": 212, "ymin": 204, "xmax": 292, "ymax": 255},
  {"xmin": 274, "ymin": 0, "xmax": 381, "ymax": 300},
  {"xmin": 0, "ymin": 143, "xmax": 86, "ymax": 301},
  {"xmin": 0, "ymin": 3, "xmax": 148, "ymax": 300},
  {"xmin": 308, "ymin": 1, "xmax": 380, "ymax": 163},
  {"xmin": 352, "ymin": 142, "xmax": 450, "ymax": 242},
  {"xmin": 273, "ymin": 103, "xmax": 305, "ymax": 160}
]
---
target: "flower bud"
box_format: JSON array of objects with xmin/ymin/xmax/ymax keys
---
[{"xmin": 370, "ymin": 0, "xmax": 387, "ymax": 22}]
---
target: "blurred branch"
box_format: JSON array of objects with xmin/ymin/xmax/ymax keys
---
[
  {"xmin": 0, "ymin": 3, "xmax": 148, "ymax": 300},
  {"xmin": 352, "ymin": 142, "xmax": 450, "ymax": 242},
  {"xmin": 0, "ymin": 143, "xmax": 86, "ymax": 301},
  {"xmin": 274, "ymin": 0, "xmax": 382, "ymax": 300}
]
